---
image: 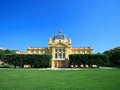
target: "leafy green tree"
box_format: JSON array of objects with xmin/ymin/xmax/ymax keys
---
[
  {"xmin": 104, "ymin": 50, "xmax": 120, "ymax": 67},
  {"xmin": 0, "ymin": 49, "xmax": 16, "ymax": 55}
]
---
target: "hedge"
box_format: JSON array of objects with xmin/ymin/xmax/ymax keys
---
[
  {"xmin": 69, "ymin": 54, "xmax": 109, "ymax": 68},
  {"xmin": 1, "ymin": 54, "xmax": 52, "ymax": 68}
]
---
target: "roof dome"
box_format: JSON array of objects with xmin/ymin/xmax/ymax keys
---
[{"xmin": 53, "ymin": 30, "xmax": 65, "ymax": 40}]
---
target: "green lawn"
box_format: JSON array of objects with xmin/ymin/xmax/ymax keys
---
[{"xmin": 0, "ymin": 69, "xmax": 120, "ymax": 90}]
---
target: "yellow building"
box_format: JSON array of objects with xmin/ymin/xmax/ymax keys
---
[{"xmin": 27, "ymin": 31, "xmax": 93, "ymax": 68}]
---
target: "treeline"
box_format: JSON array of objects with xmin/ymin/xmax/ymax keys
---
[
  {"xmin": 0, "ymin": 54, "xmax": 52, "ymax": 68},
  {"xmin": 0, "ymin": 49, "xmax": 16, "ymax": 55},
  {"xmin": 103, "ymin": 50, "xmax": 120, "ymax": 67},
  {"xmin": 69, "ymin": 54, "xmax": 109, "ymax": 68}
]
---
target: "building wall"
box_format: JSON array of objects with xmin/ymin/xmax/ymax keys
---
[
  {"xmin": 27, "ymin": 48, "xmax": 49, "ymax": 54},
  {"xmin": 27, "ymin": 31, "xmax": 93, "ymax": 68},
  {"xmin": 27, "ymin": 48, "xmax": 92, "ymax": 58}
]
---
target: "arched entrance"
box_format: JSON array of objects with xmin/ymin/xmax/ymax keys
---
[
  {"xmin": 54, "ymin": 60, "xmax": 63, "ymax": 68},
  {"xmin": 52, "ymin": 60, "xmax": 69, "ymax": 68}
]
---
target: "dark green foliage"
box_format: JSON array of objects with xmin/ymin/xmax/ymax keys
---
[
  {"xmin": 0, "ymin": 49, "xmax": 16, "ymax": 55},
  {"xmin": 69, "ymin": 54, "xmax": 109, "ymax": 68},
  {"xmin": 103, "ymin": 50, "xmax": 120, "ymax": 67},
  {"xmin": 0, "ymin": 64, "xmax": 13, "ymax": 68},
  {"xmin": 1, "ymin": 54, "xmax": 52, "ymax": 68},
  {"xmin": 0, "ymin": 54, "xmax": 2, "ymax": 60}
]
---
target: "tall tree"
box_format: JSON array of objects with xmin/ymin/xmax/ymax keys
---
[{"xmin": 103, "ymin": 50, "xmax": 120, "ymax": 67}]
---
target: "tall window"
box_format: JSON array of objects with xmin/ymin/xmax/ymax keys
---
[
  {"xmin": 58, "ymin": 54, "xmax": 62, "ymax": 58},
  {"xmin": 55, "ymin": 48, "xmax": 65, "ymax": 59}
]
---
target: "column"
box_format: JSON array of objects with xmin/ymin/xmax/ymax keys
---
[
  {"xmin": 52, "ymin": 48, "xmax": 55, "ymax": 59},
  {"xmin": 52, "ymin": 60, "xmax": 55, "ymax": 68}
]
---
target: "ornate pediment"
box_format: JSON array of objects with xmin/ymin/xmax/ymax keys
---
[{"xmin": 52, "ymin": 42, "xmax": 69, "ymax": 48}]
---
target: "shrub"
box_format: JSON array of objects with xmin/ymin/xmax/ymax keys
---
[
  {"xmin": 69, "ymin": 54, "xmax": 109, "ymax": 68},
  {"xmin": 1, "ymin": 54, "xmax": 52, "ymax": 68}
]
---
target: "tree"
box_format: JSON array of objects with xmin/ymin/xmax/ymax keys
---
[
  {"xmin": 0, "ymin": 49, "xmax": 16, "ymax": 55},
  {"xmin": 104, "ymin": 50, "xmax": 120, "ymax": 67}
]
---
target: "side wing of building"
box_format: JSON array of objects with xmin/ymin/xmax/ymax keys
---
[
  {"xmin": 27, "ymin": 47, "xmax": 49, "ymax": 54},
  {"xmin": 71, "ymin": 47, "xmax": 93, "ymax": 54}
]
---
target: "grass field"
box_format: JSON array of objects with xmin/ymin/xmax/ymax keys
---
[{"xmin": 0, "ymin": 69, "xmax": 120, "ymax": 90}]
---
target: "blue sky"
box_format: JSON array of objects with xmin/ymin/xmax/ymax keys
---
[{"xmin": 0, "ymin": 0, "xmax": 120, "ymax": 53}]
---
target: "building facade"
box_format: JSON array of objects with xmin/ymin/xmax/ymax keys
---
[{"xmin": 27, "ymin": 31, "xmax": 93, "ymax": 68}]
